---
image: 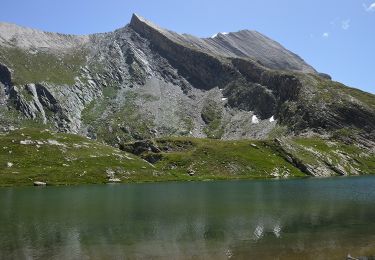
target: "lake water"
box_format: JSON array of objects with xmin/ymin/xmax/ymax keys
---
[{"xmin": 1, "ymin": 176, "xmax": 375, "ymax": 259}]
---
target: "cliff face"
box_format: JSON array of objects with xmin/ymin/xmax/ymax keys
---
[{"xmin": 0, "ymin": 14, "xmax": 374, "ymax": 146}]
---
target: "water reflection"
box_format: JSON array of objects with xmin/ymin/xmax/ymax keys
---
[{"xmin": 1, "ymin": 177, "xmax": 375, "ymax": 259}]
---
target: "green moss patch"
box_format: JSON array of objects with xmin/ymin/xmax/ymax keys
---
[{"xmin": 0, "ymin": 47, "xmax": 87, "ymax": 85}]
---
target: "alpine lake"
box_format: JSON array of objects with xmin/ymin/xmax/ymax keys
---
[{"xmin": 1, "ymin": 176, "xmax": 375, "ymax": 259}]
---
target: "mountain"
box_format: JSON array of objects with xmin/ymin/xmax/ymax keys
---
[{"xmin": 0, "ymin": 14, "xmax": 374, "ymax": 185}]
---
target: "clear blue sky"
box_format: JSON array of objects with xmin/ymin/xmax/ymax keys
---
[{"xmin": 1, "ymin": 0, "xmax": 374, "ymax": 94}]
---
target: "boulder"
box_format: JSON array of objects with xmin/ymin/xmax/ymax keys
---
[
  {"xmin": 33, "ymin": 181, "xmax": 47, "ymax": 186},
  {"xmin": 108, "ymin": 178, "xmax": 121, "ymax": 183},
  {"xmin": 121, "ymin": 140, "xmax": 161, "ymax": 155}
]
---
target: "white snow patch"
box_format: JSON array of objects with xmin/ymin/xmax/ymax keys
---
[
  {"xmin": 269, "ymin": 116, "xmax": 275, "ymax": 122},
  {"xmin": 252, "ymin": 115, "xmax": 260, "ymax": 124},
  {"xmin": 211, "ymin": 32, "xmax": 229, "ymax": 38},
  {"xmin": 211, "ymin": 33, "xmax": 218, "ymax": 38}
]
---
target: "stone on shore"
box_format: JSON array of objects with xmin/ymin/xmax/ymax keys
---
[
  {"xmin": 108, "ymin": 178, "xmax": 121, "ymax": 183},
  {"xmin": 33, "ymin": 181, "xmax": 47, "ymax": 186}
]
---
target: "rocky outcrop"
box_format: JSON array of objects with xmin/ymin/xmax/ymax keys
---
[
  {"xmin": 0, "ymin": 63, "xmax": 11, "ymax": 85},
  {"xmin": 274, "ymin": 138, "xmax": 363, "ymax": 177},
  {"xmin": 335, "ymin": 103, "xmax": 375, "ymax": 133},
  {"xmin": 9, "ymin": 84, "xmax": 46, "ymax": 123},
  {"xmin": 121, "ymin": 140, "xmax": 161, "ymax": 155},
  {"xmin": 7, "ymin": 81, "xmax": 99, "ymax": 132},
  {"xmin": 224, "ymin": 80, "xmax": 277, "ymax": 119},
  {"xmin": 0, "ymin": 64, "xmax": 11, "ymax": 106}
]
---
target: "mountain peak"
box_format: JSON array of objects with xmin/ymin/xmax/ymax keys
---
[
  {"xmin": 129, "ymin": 14, "xmax": 316, "ymax": 73},
  {"xmin": 130, "ymin": 13, "xmax": 166, "ymax": 34}
]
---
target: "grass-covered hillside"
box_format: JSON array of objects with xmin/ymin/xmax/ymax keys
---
[
  {"xmin": 1, "ymin": 127, "xmax": 373, "ymax": 186},
  {"xmin": 0, "ymin": 128, "xmax": 152, "ymax": 186}
]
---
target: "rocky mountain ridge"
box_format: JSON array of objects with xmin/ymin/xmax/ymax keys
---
[
  {"xmin": 130, "ymin": 14, "xmax": 316, "ymax": 73},
  {"xmin": 0, "ymin": 22, "xmax": 89, "ymax": 51}
]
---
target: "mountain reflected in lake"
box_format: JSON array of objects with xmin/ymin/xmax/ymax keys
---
[{"xmin": 1, "ymin": 177, "xmax": 375, "ymax": 259}]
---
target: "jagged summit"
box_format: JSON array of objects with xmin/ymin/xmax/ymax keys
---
[
  {"xmin": 130, "ymin": 13, "xmax": 164, "ymax": 33},
  {"xmin": 129, "ymin": 13, "xmax": 316, "ymax": 73}
]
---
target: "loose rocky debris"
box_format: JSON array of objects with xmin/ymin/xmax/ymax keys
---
[
  {"xmin": 347, "ymin": 254, "xmax": 375, "ymax": 260},
  {"xmin": 105, "ymin": 168, "xmax": 122, "ymax": 183},
  {"xmin": 106, "ymin": 168, "xmax": 115, "ymax": 179},
  {"xmin": 20, "ymin": 140, "xmax": 34, "ymax": 145},
  {"xmin": 270, "ymin": 167, "xmax": 291, "ymax": 178}
]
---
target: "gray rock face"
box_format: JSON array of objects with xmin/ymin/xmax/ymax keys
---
[
  {"xmin": 0, "ymin": 63, "xmax": 11, "ymax": 85},
  {"xmin": 7, "ymin": 81, "xmax": 100, "ymax": 132},
  {"xmin": 0, "ymin": 64, "xmax": 11, "ymax": 106},
  {"xmin": 0, "ymin": 13, "xmax": 374, "ymax": 145}
]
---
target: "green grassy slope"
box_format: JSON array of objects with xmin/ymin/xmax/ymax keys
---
[
  {"xmin": 146, "ymin": 138, "xmax": 306, "ymax": 180},
  {"xmin": 0, "ymin": 128, "xmax": 374, "ymax": 186},
  {"xmin": 0, "ymin": 47, "xmax": 86, "ymax": 85},
  {"xmin": 0, "ymin": 128, "xmax": 152, "ymax": 186}
]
